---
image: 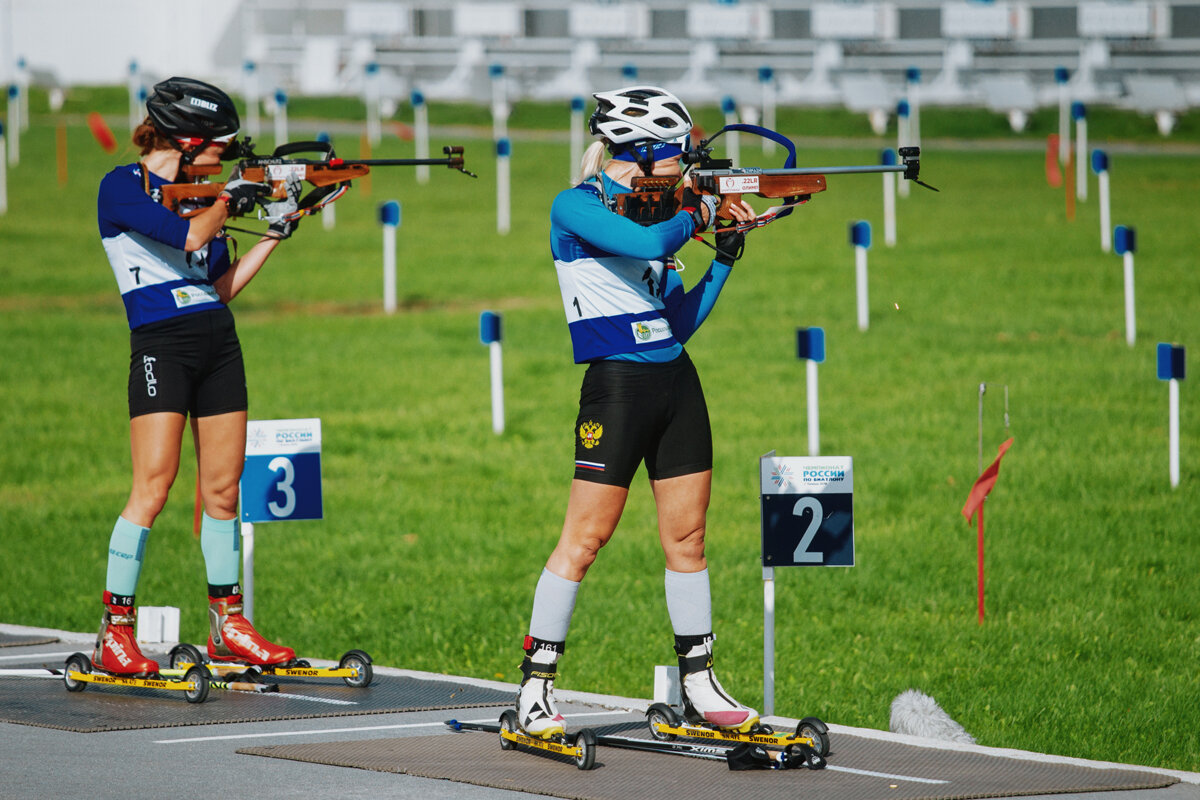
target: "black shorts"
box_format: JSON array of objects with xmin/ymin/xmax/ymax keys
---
[
  {"xmin": 128, "ymin": 307, "xmax": 247, "ymax": 419},
  {"xmin": 573, "ymin": 351, "xmax": 712, "ymax": 488}
]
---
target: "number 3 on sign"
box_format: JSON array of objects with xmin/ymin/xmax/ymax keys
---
[
  {"xmin": 791, "ymin": 496, "xmax": 824, "ymax": 563},
  {"xmin": 267, "ymin": 457, "xmax": 297, "ymax": 517}
]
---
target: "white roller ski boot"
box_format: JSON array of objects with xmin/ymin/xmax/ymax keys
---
[
  {"xmin": 676, "ymin": 633, "xmax": 760, "ymax": 732},
  {"xmin": 517, "ymin": 636, "xmax": 566, "ymax": 738}
]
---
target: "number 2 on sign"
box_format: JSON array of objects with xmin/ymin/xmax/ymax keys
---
[
  {"xmin": 792, "ymin": 496, "xmax": 824, "ymax": 563},
  {"xmin": 267, "ymin": 456, "xmax": 297, "ymax": 517}
]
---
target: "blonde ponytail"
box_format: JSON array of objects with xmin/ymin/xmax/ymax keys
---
[{"xmin": 576, "ymin": 140, "xmax": 609, "ymax": 185}]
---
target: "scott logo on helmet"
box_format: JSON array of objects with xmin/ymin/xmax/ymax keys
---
[{"xmin": 188, "ymin": 96, "xmax": 219, "ymax": 112}]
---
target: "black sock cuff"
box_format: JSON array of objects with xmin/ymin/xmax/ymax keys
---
[{"xmin": 208, "ymin": 583, "xmax": 242, "ymax": 598}]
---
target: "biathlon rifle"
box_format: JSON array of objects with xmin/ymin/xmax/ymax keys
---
[
  {"xmin": 615, "ymin": 124, "xmax": 936, "ymax": 232},
  {"xmin": 160, "ymin": 137, "xmax": 476, "ymax": 220}
]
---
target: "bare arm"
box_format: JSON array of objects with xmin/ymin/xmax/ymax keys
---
[
  {"xmin": 184, "ymin": 200, "xmax": 231, "ymax": 252},
  {"xmin": 213, "ymin": 236, "xmax": 281, "ymax": 303}
]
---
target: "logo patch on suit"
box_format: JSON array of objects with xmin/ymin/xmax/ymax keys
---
[{"xmin": 579, "ymin": 421, "xmax": 603, "ymax": 449}]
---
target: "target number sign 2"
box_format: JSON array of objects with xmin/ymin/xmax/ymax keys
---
[
  {"xmin": 760, "ymin": 456, "xmax": 854, "ymax": 567},
  {"xmin": 241, "ymin": 419, "xmax": 323, "ymax": 523}
]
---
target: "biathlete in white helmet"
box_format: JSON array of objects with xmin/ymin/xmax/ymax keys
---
[
  {"xmin": 93, "ymin": 77, "xmax": 301, "ymax": 675},
  {"xmin": 517, "ymin": 86, "xmax": 759, "ymax": 738}
]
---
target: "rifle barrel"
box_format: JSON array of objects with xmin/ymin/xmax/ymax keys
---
[
  {"xmin": 700, "ymin": 165, "xmax": 906, "ymax": 177},
  {"xmin": 343, "ymin": 158, "xmax": 461, "ymax": 166}
]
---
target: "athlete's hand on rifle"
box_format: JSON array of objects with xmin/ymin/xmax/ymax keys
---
[
  {"xmin": 262, "ymin": 174, "xmax": 303, "ymax": 241},
  {"xmin": 219, "ymin": 174, "xmax": 269, "ymax": 216},
  {"xmin": 679, "ymin": 186, "xmax": 718, "ymax": 233},
  {"xmin": 714, "ymin": 224, "xmax": 746, "ymax": 267}
]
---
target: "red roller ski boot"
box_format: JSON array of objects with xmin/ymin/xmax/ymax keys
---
[
  {"xmin": 207, "ymin": 592, "xmax": 295, "ymax": 666},
  {"xmin": 94, "ymin": 592, "xmax": 159, "ymax": 675}
]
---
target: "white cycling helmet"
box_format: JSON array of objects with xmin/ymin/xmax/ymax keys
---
[{"xmin": 589, "ymin": 86, "xmax": 693, "ymax": 151}]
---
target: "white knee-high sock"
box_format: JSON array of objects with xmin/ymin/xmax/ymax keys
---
[
  {"xmin": 665, "ymin": 567, "xmax": 712, "ymax": 637},
  {"xmin": 528, "ymin": 568, "xmax": 579, "ymax": 643}
]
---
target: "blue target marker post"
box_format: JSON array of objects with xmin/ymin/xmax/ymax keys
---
[
  {"xmin": 243, "ymin": 61, "xmax": 260, "ymax": 138},
  {"xmin": 622, "ymin": 63, "xmax": 638, "ymax": 82},
  {"xmin": 481, "ymin": 311, "xmax": 506, "ymax": 434},
  {"xmin": 496, "ymin": 137, "xmax": 511, "ymax": 235},
  {"xmin": 379, "ymin": 201, "xmax": 401, "ymax": 314},
  {"xmin": 0, "ymin": 122, "xmax": 7, "ymax": 215},
  {"xmin": 569, "ymin": 96, "xmax": 585, "ymax": 182},
  {"xmin": 850, "ymin": 221, "xmax": 872, "ymax": 331},
  {"xmin": 1073, "ymin": 103, "xmax": 1088, "ymax": 201},
  {"xmin": 896, "ymin": 100, "xmax": 911, "ymax": 198},
  {"xmin": 759, "ymin": 451, "xmax": 854, "ymax": 715},
  {"xmin": 127, "ymin": 60, "xmax": 141, "ymax": 132},
  {"xmin": 905, "ymin": 67, "xmax": 921, "ymax": 150},
  {"xmin": 1157, "ymin": 344, "xmax": 1186, "ymax": 488},
  {"xmin": 759, "ymin": 66, "xmax": 776, "ymax": 154},
  {"xmin": 798, "ymin": 327, "xmax": 826, "ymax": 456},
  {"xmin": 1115, "ymin": 225, "xmax": 1137, "ymax": 347},
  {"xmin": 881, "ymin": 148, "xmax": 897, "ymax": 246},
  {"xmin": 1055, "ymin": 67, "xmax": 1070, "ymax": 165},
  {"xmin": 240, "ymin": 418, "xmax": 324, "ymax": 621},
  {"xmin": 490, "ymin": 63, "xmax": 508, "ymax": 142},
  {"xmin": 6, "ymin": 84, "xmax": 19, "ymax": 166},
  {"xmin": 273, "ymin": 89, "xmax": 289, "ymax": 147},
  {"xmin": 721, "ymin": 95, "xmax": 740, "ymax": 166},
  {"xmin": 412, "ymin": 90, "xmax": 430, "ymax": 184},
  {"xmin": 1092, "ymin": 150, "xmax": 1111, "ymax": 252},
  {"xmin": 317, "ymin": 132, "xmax": 336, "ymax": 230},
  {"xmin": 364, "ymin": 62, "xmax": 382, "ymax": 146}
]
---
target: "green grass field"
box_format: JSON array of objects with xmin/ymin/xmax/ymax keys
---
[{"xmin": 1, "ymin": 94, "xmax": 1197, "ymax": 772}]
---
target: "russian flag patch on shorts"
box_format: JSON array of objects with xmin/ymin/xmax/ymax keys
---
[{"xmin": 576, "ymin": 460, "xmax": 605, "ymax": 472}]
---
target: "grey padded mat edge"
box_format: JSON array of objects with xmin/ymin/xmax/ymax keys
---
[{"xmin": 238, "ymin": 728, "xmax": 1179, "ymax": 800}]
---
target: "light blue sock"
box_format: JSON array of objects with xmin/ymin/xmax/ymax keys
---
[
  {"xmin": 665, "ymin": 568, "xmax": 713, "ymax": 636},
  {"xmin": 528, "ymin": 568, "xmax": 579, "ymax": 643},
  {"xmin": 200, "ymin": 513, "xmax": 240, "ymax": 587},
  {"xmin": 105, "ymin": 517, "xmax": 150, "ymax": 597}
]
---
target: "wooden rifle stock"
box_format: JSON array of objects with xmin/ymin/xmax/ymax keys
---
[{"xmin": 616, "ymin": 170, "xmax": 827, "ymax": 226}]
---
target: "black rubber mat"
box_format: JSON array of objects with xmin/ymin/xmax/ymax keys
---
[
  {"xmin": 0, "ymin": 632, "xmax": 58, "ymax": 647},
  {"xmin": 239, "ymin": 727, "xmax": 1178, "ymax": 800},
  {"xmin": 0, "ymin": 658, "xmax": 514, "ymax": 732}
]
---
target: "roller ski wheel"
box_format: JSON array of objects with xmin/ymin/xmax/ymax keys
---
[
  {"xmin": 64, "ymin": 653, "xmax": 91, "ymax": 692},
  {"xmin": 796, "ymin": 716, "xmax": 830, "ymax": 757},
  {"xmin": 498, "ymin": 709, "xmax": 519, "ymax": 751},
  {"xmin": 338, "ymin": 649, "xmax": 373, "ymax": 688},
  {"xmin": 646, "ymin": 702, "xmax": 680, "ymax": 741},
  {"xmin": 183, "ymin": 665, "xmax": 210, "ymax": 704},
  {"xmin": 573, "ymin": 728, "xmax": 597, "ymax": 770},
  {"xmin": 168, "ymin": 643, "xmax": 206, "ymax": 670}
]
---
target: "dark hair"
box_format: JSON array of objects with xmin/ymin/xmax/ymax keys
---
[{"xmin": 132, "ymin": 117, "xmax": 174, "ymax": 155}]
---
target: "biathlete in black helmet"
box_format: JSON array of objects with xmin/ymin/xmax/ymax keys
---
[
  {"xmin": 516, "ymin": 86, "xmax": 759, "ymax": 738},
  {"xmin": 92, "ymin": 77, "xmax": 300, "ymax": 675}
]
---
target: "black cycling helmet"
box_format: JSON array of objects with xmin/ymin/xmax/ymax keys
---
[{"xmin": 146, "ymin": 77, "xmax": 240, "ymax": 147}]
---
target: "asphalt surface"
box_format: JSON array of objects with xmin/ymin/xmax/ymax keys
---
[{"xmin": 2, "ymin": 624, "xmax": 1197, "ymax": 800}]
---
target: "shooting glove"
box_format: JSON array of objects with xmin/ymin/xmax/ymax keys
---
[
  {"xmin": 679, "ymin": 186, "xmax": 718, "ymax": 233},
  {"xmin": 714, "ymin": 224, "xmax": 745, "ymax": 267},
  {"xmin": 262, "ymin": 175, "xmax": 303, "ymax": 240},
  {"xmin": 219, "ymin": 177, "xmax": 268, "ymax": 216}
]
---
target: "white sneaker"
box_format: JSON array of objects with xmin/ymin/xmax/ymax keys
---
[
  {"xmin": 676, "ymin": 634, "xmax": 760, "ymax": 731},
  {"xmin": 518, "ymin": 638, "xmax": 565, "ymax": 738}
]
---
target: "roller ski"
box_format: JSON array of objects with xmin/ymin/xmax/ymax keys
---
[
  {"xmin": 445, "ymin": 714, "xmax": 598, "ymax": 771},
  {"xmin": 596, "ymin": 732, "xmax": 825, "ymax": 770},
  {"xmin": 63, "ymin": 594, "xmax": 209, "ymax": 702},
  {"xmin": 167, "ymin": 641, "xmax": 373, "ymax": 689},
  {"xmin": 646, "ymin": 633, "xmax": 830, "ymax": 760}
]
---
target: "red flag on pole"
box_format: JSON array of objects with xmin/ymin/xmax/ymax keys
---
[{"xmin": 963, "ymin": 437, "xmax": 1013, "ymax": 624}]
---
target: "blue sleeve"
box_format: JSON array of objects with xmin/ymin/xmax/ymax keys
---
[
  {"xmin": 97, "ymin": 167, "xmax": 190, "ymax": 250},
  {"xmin": 207, "ymin": 239, "xmax": 232, "ymax": 282},
  {"xmin": 551, "ymin": 185, "xmax": 695, "ymax": 261},
  {"xmin": 661, "ymin": 261, "xmax": 733, "ymax": 344}
]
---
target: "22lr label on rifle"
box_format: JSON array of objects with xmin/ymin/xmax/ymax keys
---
[
  {"xmin": 267, "ymin": 164, "xmax": 308, "ymax": 181},
  {"xmin": 717, "ymin": 175, "xmax": 760, "ymax": 193}
]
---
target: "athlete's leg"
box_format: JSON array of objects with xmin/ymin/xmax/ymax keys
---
[
  {"xmin": 96, "ymin": 412, "xmax": 186, "ymax": 674},
  {"xmin": 193, "ymin": 411, "xmax": 293, "ymax": 665},
  {"xmin": 545, "ymin": 479, "xmax": 628, "ymax": 581},
  {"xmin": 652, "ymin": 470, "xmax": 757, "ymax": 731},
  {"xmin": 121, "ymin": 412, "xmax": 187, "ymax": 527}
]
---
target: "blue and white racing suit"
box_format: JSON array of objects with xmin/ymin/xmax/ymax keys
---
[
  {"xmin": 98, "ymin": 163, "xmax": 231, "ymax": 331},
  {"xmin": 551, "ymin": 172, "xmax": 733, "ymax": 485}
]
